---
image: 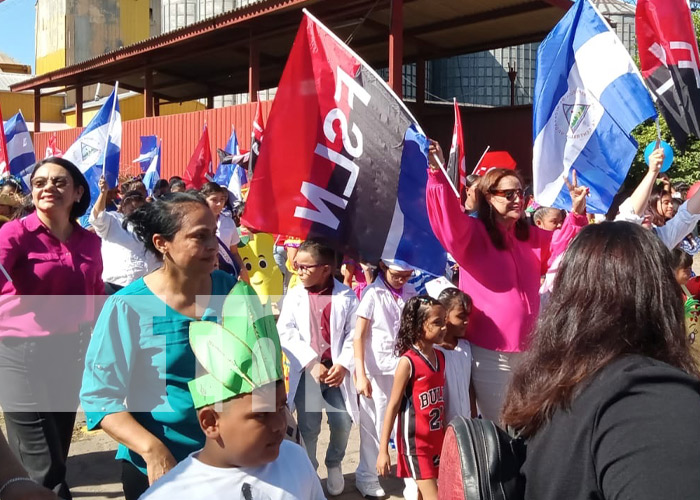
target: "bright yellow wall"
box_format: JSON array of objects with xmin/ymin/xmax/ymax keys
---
[
  {"xmin": 65, "ymin": 108, "xmax": 98, "ymax": 128},
  {"xmin": 118, "ymin": 95, "xmax": 207, "ymax": 120},
  {"xmin": 64, "ymin": 95, "xmax": 206, "ymax": 127},
  {"xmin": 120, "ymin": 0, "xmax": 150, "ymax": 47},
  {"xmin": 0, "ymin": 92, "xmax": 64, "ymax": 123},
  {"xmin": 36, "ymin": 49, "xmax": 66, "ymax": 75}
]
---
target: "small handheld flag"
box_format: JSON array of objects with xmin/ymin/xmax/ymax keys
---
[
  {"xmin": 62, "ymin": 84, "xmax": 122, "ymax": 227},
  {"xmin": 4, "ymin": 111, "xmax": 36, "ymax": 191},
  {"xmin": 446, "ymin": 98, "xmax": 466, "ymax": 194},
  {"xmin": 183, "ymin": 124, "xmax": 213, "ymax": 189},
  {"xmin": 143, "ymin": 140, "xmax": 162, "ymax": 196}
]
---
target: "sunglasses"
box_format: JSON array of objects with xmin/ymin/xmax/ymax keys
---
[
  {"xmin": 489, "ymin": 188, "xmax": 524, "ymax": 201},
  {"xmin": 293, "ymin": 262, "xmax": 326, "ymax": 273},
  {"xmin": 31, "ymin": 176, "xmax": 71, "ymax": 190}
]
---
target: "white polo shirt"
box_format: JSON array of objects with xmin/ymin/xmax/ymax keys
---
[
  {"xmin": 89, "ymin": 210, "xmax": 159, "ymax": 287},
  {"xmin": 217, "ymin": 214, "xmax": 241, "ymax": 249},
  {"xmin": 356, "ymin": 278, "xmax": 417, "ymax": 375},
  {"xmin": 140, "ymin": 441, "xmax": 325, "ymax": 500}
]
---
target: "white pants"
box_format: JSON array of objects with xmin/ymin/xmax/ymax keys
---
[
  {"xmin": 355, "ymin": 372, "xmax": 395, "ymax": 483},
  {"xmin": 470, "ymin": 345, "xmax": 523, "ymax": 422}
]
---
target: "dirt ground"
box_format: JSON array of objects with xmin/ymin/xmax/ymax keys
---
[{"xmin": 60, "ymin": 414, "xmax": 404, "ymax": 500}]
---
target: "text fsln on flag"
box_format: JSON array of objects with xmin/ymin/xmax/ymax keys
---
[{"xmin": 241, "ymin": 11, "xmax": 446, "ymax": 275}]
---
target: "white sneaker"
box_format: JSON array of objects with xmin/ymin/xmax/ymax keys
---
[
  {"xmin": 326, "ymin": 466, "xmax": 345, "ymax": 496},
  {"xmin": 355, "ymin": 479, "xmax": 386, "ymax": 498},
  {"xmin": 403, "ymin": 477, "xmax": 419, "ymax": 500}
]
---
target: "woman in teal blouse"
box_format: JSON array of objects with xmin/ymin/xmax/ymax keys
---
[{"xmin": 80, "ymin": 192, "xmax": 236, "ymax": 500}]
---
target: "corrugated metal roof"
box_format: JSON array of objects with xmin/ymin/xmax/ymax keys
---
[
  {"xmin": 590, "ymin": 0, "xmax": 635, "ymax": 16},
  {"xmin": 13, "ymin": 0, "xmax": 572, "ymax": 101},
  {"xmin": 0, "ymin": 71, "xmax": 30, "ymax": 92}
]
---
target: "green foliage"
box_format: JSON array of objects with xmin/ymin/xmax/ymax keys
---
[{"xmin": 626, "ymin": 11, "xmax": 700, "ymax": 190}]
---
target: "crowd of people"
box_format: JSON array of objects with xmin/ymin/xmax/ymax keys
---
[{"xmin": 0, "ymin": 138, "xmax": 699, "ymax": 500}]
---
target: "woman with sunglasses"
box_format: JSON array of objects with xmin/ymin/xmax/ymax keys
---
[
  {"xmin": 425, "ymin": 141, "xmax": 588, "ymax": 422},
  {"xmin": 0, "ymin": 157, "xmax": 103, "ymax": 499}
]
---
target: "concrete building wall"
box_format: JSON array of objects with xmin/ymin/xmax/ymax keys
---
[
  {"xmin": 429, "ymin": 0, "xmax": 637, "ymax": 107},
  {"xmin": 160, "ymin": 0, "xmax": 270, "ymax": 107},
  {"xmin": 160, "ymin": 0, "xmax": 262, "ymax": 33},
  {"xmin": 35, "ymin": 0, "xmax": 67, "ymax": 75}
]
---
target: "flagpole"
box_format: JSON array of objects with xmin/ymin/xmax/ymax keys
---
[
  {"xmin": 0, "ymin": 261, "xmax": 11, "ymax": 283},
  {"xmin": 472, "ymin": 145, "xmax": 490, "ymax": 175},
  {"xmin": 654, "ymin": 118, "xmax": 662, "ymax": 146},
  {"xmin": 102, "ymin": 81, "xmax": 119, "ymax": 180}
]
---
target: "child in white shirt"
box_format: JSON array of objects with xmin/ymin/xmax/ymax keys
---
[
  {"xmin": 353, "ymin": 259, "xmax": 417, "ymax": 498},
  {"xmin": 435, "ymin": 288, "xmax": 476, "ymax": 422}
]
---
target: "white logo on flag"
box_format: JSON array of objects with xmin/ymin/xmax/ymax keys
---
[
  {"xmin": 80, "ymin": 141, "xmax": 100, "ymax": 163},
  {"xmin": 554, "ymin": 89, "xmax": 600, "ymax": 139}
]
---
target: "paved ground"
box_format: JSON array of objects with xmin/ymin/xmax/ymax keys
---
[{"xmin": 62, "ymin": 415, "xmax": 404, "ymax": 500}]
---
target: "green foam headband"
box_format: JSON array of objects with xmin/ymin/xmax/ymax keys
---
[{"xmin": 188, "ymin": 281, "xmax": 283, "ymax": 408}]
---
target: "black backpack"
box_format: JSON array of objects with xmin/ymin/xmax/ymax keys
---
[{"xmin": 438, "ymin": 417, "xmax": 526, "ymax": 500}]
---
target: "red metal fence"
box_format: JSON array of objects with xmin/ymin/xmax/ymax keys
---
[
  {"xmin": 33, "ymin": 100, "xmax": 534, "ymax": 183},
  {"xmin": 33, "ymin": 101, "xmax": 273, "ymax": 181}
]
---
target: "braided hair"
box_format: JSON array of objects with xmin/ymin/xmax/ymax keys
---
[{"xmin": 395, "ymin": 295, "xmax": 443, "ymax": 356}]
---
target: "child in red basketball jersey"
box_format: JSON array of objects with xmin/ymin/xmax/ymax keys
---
[{"xmin": 377, "ymin": 296, "xmax": 447, "ymax": 500}]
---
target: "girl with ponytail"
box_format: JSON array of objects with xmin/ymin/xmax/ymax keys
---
[{"xmin": 377, "ymin": 296, "xmax": 447, "ymax": 500}]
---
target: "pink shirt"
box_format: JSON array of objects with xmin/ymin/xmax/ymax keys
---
[
  {"xmin": 427, "ymin": 170, "xmax": 586, "ymax": 352},
  {"xmin": 0, "ymin": 212, "xmax": 104, "ymax": 338}
]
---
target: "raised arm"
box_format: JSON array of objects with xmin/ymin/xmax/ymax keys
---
[
  {"xmin": 426, "ymin": 140, "xmax": 479, "ymax": 267},
  {"xmin": 627, "ymin": 148, "xmax": 664, "ymax": 216}
]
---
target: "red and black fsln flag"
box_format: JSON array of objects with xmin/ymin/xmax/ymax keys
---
[{"xmin": 637, "ymin": 0, "xmax": 700, "ymax": 147}]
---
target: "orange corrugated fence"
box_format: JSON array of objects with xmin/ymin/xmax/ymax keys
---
[{"xmin": 33, "ymin": 101, "xmax": 272, "ymax": 182}]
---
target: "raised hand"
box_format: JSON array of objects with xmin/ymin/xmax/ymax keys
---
[
  {"xmin": 565, "ymin": 169, "xmax": 589, "ymax": 215},
  {"xmin": 428, "ymin": 140, "xmax": 445, "ymax": 171}
]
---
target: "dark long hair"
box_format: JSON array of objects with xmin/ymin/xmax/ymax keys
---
[
  {"xmin": 502, "ymin": 222, "xmax": 698, "ymax": 437},
  {"xmin": 395, "ymin": 295, "xmax": 443, "ymax": 356},
  {"xmin": 31, "ymin": 157, "xmax": 91, "ymax": 219},
  {"xmin": 475, "ymin": 168, "xmax": 530, "ymax": 250},
  {"xmin": 647, "ymin": 185, "xmax": 670, "ymax": 227},
  {"xmin": 125, "ymin": 192, "xmax": 207, "ymax": 259}
]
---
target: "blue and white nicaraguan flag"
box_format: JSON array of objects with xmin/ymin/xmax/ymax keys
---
[
  {"xmin": 4, "ymin": 111, "xmax": 36, "ymax": 191},
  {"xmin": 63, "ymin": 85, "xmax": 122, "ymax": 226},
  {"xmin": 143, "ymin": 140, "xmax": 161, "ymax": 196},
  {"xmin": 213, "ymin": 127, "xmax": 248, "ymax": 203},
  {"xmin": 133, "ymin": 135, "xmax": 158, "ymax": 172},
  {"xmin": 533, "ymin": 0, "xmax": 657, "ymax": 214}
]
